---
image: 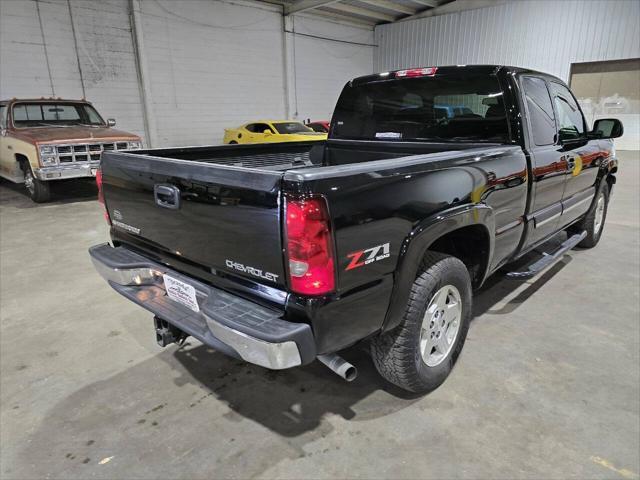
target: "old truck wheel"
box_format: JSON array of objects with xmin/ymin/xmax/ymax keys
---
[
  {"xmin": 371, "ymin": 252, "xmax": 472, "ymax": 393},
  {"xmin": 23, "ymin": 165, "xmax": 51, "ymax": 203}
]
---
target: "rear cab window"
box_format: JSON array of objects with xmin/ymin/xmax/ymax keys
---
[{"xmin": 332, "ymin": 72, "xmax": 509, "ymax": 143}]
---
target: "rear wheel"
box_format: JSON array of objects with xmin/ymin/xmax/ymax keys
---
[
  {"xmin": 569, "ymin": 181, "xmax": 609, "ymax": 248},
  {"xmin": 228, "ymin": 140, "xmax": 238, "ymax": 144},
  {"xmin": 23, "ymin": 163, "xmax": 51, "ymax": 203},
  {"xmin": 371, "ymin": 252, "xmax": 472, "ymax": 393}
]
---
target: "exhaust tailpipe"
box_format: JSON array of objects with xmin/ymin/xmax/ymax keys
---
[{"xmin": 318, "ymin": 354, "xmax": 358, "ymax": 382}]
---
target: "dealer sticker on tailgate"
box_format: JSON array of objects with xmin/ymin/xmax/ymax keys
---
[{"xmin": 163, "ymin": 274, "xmax": 200, "ymax": 313}]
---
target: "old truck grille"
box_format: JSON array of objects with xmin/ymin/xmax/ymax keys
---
[{"xmin": 55, "ymin": 142, "xmax": 133, "ymax": 163}]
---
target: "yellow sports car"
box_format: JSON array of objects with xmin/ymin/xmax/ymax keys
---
[{"xmin": 223, "ymin": 120, "xmax": 327, "ymax": 144}]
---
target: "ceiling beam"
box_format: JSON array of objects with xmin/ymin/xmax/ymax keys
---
[
  {"xmin": 410, "ymin": 0, "xmax": 439, "ymax": 7},
  {"xmin": 285, "ymin": 0, "xmax": 342, "ymax": 15},
  {"xmin": 357, "ymin": 0, "xmax": 417, "ymax": 16},
  {"xmin": 324, "ymin": 3, "xmax": 397, "ymax": 22}
]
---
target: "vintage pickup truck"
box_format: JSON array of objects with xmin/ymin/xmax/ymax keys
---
[
  {"xmin": 0, "ymin": 98, "xmax": 142, "ymax": 202},
  {"xmin": 90, "ymin": 65, "xmax": 622, "ymax": 393}
]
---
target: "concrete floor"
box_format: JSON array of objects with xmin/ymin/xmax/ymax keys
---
[{"xmin": 1, "ymin": 151, "xmax": 638, "ymax": 480}]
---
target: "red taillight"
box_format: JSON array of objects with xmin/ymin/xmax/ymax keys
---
[
  {"xmin": 96, "ymin": 168, "xmax": 111, "ymax": 225},
  {"xmin": 395, "ymin": 67, "xmax": 437, "ymax": 78},
  {"xmin": 285, "ymin": 196, "xmax": 335, "ymax": 296}
]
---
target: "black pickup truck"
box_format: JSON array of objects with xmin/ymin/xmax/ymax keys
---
[{"xmin": 90, "ymin": 65, "xmax": 622, "ymax": 393}]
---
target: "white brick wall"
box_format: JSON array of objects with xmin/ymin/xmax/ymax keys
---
[{"xmin": 0, "ymin": 0, "xmax": 375, "ymax": 147}]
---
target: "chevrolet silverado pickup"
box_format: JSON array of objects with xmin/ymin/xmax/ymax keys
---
[
  {"xmin": 0, "ymin": 98, "xmax": 142, "ymax": 202},
  {"xmin": 90, "ymin": 65, "xmax": 622, "ymax": 393}
]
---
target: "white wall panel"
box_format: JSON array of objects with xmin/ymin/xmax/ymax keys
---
[
  {"xmin": 288, "ymin": 15, "xmax": 374, "ymax": 123},
  {"xmin": 138, "ymin": 0, "xmax": 286, "ymax": 146},
  {"xmin": 1, "ymin": 0, "xmax": 374, "ymax": 147},
  {"xmin": 0, "ymin": 0, "xmax": 145, "ymax": 139},
  {"xmin": 375, "ymin": 0, "xmax": 640, "ymax": 82}
]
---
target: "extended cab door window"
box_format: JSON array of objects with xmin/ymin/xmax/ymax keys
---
[{"xmin": 521, "ymin": 76, "xmax": 556, "ymax": 145}]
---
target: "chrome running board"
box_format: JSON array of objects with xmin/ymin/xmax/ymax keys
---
[{"xmin": 507, "ymin": 231, "xmax": 587, "ymax": 279}]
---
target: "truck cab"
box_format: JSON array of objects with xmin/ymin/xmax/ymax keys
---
[{"xmin": 0, "ymin": 98, "xmax": 142, "ymax": 202}]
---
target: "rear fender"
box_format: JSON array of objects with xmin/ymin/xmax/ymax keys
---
[{"xmin": 381, "ymin": 203, "xmax": 495, "ymax": 333}]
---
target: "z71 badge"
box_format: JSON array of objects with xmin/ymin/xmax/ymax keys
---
[{"xmin": 346, "ymin": 243, "xmax": 390, "ymax": 271}]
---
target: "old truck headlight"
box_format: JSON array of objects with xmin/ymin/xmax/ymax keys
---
[
  {"xmin": 40, "ymin": 155, "xmax": 57, "ymax": 166},
  {"xmin": 39, "ymin": 145, "xmax": 56, "ymax": 156},
  {"xmin": 128, "ymin": 141, "xmax": 142, "ymax": 149}
]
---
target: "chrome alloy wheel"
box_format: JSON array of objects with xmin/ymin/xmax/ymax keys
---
[
  {"xmin": 594, "ymin": 193, "xmax": 605, "ymax": 234},
  {"xmin": 419, "ymin": 285, "xmax": 462, "ymax": 367},
  {"xmin": 24, "ymin": 169, "xmax": 35, "ymax": 196}
]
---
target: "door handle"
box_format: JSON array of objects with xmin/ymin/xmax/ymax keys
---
[
  {"xmin": 154, "ymin": 184, "xmax": 181, "ymax": 210},
  {"xmin": 566, "ymin": 157, "xmax": 575, "ymax": 172}
]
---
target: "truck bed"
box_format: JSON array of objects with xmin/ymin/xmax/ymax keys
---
[{"xmin": 122, "ymin": 139, "xmax": 491, "ymax": 172}]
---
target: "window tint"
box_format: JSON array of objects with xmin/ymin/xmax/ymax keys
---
[
  {"xmin": 521, "ymin": 76, "xmax": 556, "ymax": 145},
  {"xmin": 12, "ymin": 103, "xmax": 104, "ymax": 127},
  {"xmin": 246, "ymin": 123, "xmax": 272, "ymax": 133},
  {"xmin": 43, "ymin": 105, "xmax": 81, "ymax": 121},
  {"xmin": 550, "ymin": 82, "xmax": 585, "ymax": 140},
  {"xmin": 273, "ymin": 122, "xmax": 311, "ymax": 134},
  {"xmin": 332, "ymin": 73, "xmax": 509, "ymax": 142},
  {"xmin": 0, "ymin": 105, "xmax": 6, "ymax": 128}
]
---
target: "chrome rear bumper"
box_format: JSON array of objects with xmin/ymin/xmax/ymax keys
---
[{"xmin": 89, "ymin": 243, "xmax": 316, "ymax": 369}]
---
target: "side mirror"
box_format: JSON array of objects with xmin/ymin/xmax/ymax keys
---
[
  {"xmin": 263, "ymin": 129, "xmax": 272, "ymax": 136},
  {"xmin": 590, "ymin": 118, "xmax": 623, "ymax": 139},
  {"xmin": 557, "ymin": 126, "xmax": 582, "ymax": 144},
  {"xmin": 107, "ymin": 118, "xmax": 116, "ymax": 127}
]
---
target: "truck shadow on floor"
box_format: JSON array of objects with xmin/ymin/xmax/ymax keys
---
[
  {"xmin": 169, "ymin": 343, "xmax": 423, "ymax": 438},
  {"xmin": 0, "ymin": 178, "xmax": 97, "ymax": 207}
]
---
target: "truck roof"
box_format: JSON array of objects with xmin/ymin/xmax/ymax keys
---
[
  {"xmin": 0, "ymin": 97, "xmax": 92, "ymax": 104},
  {"xmin": 350, "ymin": 64, "xmax": 563, "ymax": 85}
]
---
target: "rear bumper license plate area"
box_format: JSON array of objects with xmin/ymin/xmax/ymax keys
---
[{"xmin": 89, "ymin": 243, "xmax": 316, "ymax": 368}]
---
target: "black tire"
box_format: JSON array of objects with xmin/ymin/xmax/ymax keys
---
[
  {"xmin": 371, "ymin": 252, "xmax": 472, "ymax": 393},
  {"xmin": 22, "ymin": 163, "xmax": 51, "ymax": 203},
  {"xmin": 228, "ymin": 140, "xmax": 238, "ymax": 144},
  {"xmin": 568, "ymin": 181, "xmax": 609, "ymax": 248}
]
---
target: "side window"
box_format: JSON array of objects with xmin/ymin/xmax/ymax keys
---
[
  {"xmin": 521, "ymin": 76, "xmax": 556, "ymax": 146},
  {"xmin": 550, "ymin": 82, "xmax": 585, "ymax": 140},
  {"xmin": 0, "ymin": 105, "xmax": 6, "ymax": 129},
  {"xmin": 246, "ymin": 123, "xmax": 271, "ymax": 133}
]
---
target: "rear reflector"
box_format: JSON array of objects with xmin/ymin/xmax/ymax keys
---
[
  {"xmin": 396, "ymin": 67, "xmax": 437, "ymax": 78},
  {"xmin": 284, "ymin": 196, "xmax": 335, "ymax": 296},
  {"xmin": 95, "ymin": 168, "xmax": 111, "ymax": 225}
]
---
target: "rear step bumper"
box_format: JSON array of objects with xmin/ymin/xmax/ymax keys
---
[{"xmin": 89, "ymin": 243, "xmax": 316, "ymax": 369}]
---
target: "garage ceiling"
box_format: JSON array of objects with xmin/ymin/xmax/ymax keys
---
[{"xmin": 271, "ymin": 0, "xmax": 457, "ymax": 26}]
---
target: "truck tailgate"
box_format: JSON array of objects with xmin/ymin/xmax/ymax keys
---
[{"xmin": 100, "ymin": 152, "xmax": 287, "ymax": 287}]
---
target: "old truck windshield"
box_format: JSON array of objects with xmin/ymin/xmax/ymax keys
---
[
  {"xmin": 273, "ymin": 122, "xmax": 313, "ymax": 134},
  {"xmin": 12, "ymin": 103, "xmax": 105, "ymax": 128},
  {"xmin": 332, "ymin": 73, "xmax": 509, "ymax": 143}
]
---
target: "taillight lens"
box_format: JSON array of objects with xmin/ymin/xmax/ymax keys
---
[
  {"xmin": 96, "ymin": 168, "xmax": 111, "ymax": 225},
  {"xmin": 285, "ymin": 196, "xmax": 335, "ymax": 296}
]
